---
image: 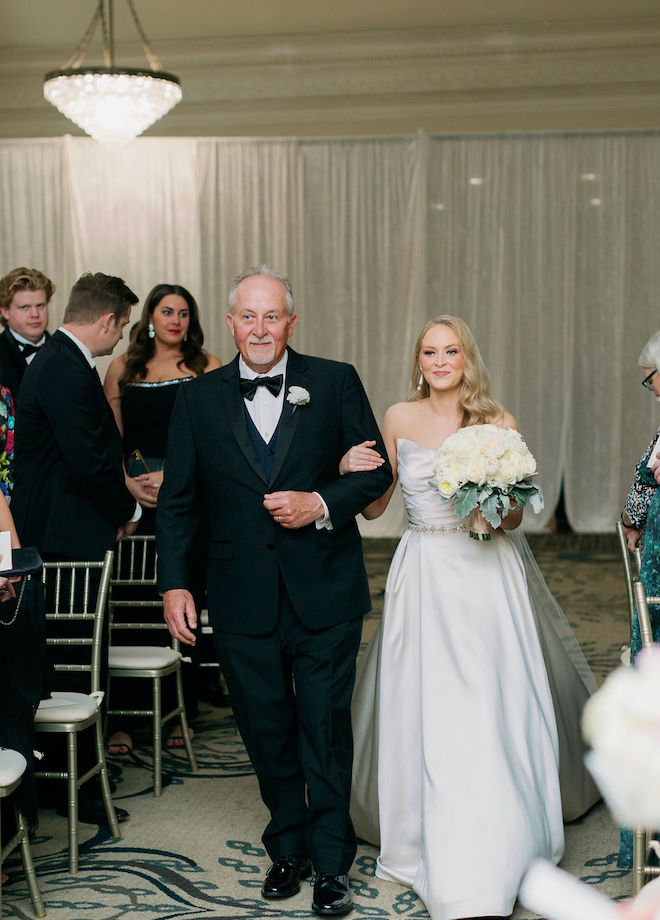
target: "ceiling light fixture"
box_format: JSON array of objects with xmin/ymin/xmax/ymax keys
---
[{"xmin": 43, "ymin": 0, "xmax": 182, "ymax": 143}]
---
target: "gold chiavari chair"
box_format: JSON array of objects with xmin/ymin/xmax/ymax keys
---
[
  {"xmin": 34, "ymin": 551, "xmax": 120, "ymax": 875},
  {"xmin": 616, "ymin": 520, "xmax": 642, "ymax": 652},
  {"xmin": 630, "ymin": 576, "xmax": 660, "ymax": 893},
  {"xmin": 0, "ymin": 749, "xmax": 45, "ymax": 917},
  {"xmin": 106, "ymin": 535, "xmax": 197, "ymax": 796}
]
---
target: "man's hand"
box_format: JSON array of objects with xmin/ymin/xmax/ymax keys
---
[
  {"xmin": 264, "ymin": 491, "xmax": 325, "ymax": 529},
  {"xmin": 163, "ymin": 589, "xmax": 197, "ymax": 645},
  {"xmin": 116, "ymin": 519, "xmax": 138, "ymax": 541}
]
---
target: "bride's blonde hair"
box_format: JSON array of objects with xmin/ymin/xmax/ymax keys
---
[{"xmin": 409, "ymin": 315, "xmax": 504, "ymax": 427}]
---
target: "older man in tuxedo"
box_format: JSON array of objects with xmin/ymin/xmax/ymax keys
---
[
  {"xmin": 157, "ymin": 266, "xmax": 392, "ymax": 916},
  {"xmin": 0, "ymin": 266, "xmax": 55, "ymax": 401}
]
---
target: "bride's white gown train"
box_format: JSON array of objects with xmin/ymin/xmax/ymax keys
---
[{"xmin": 351, "ymin": 439, "xmax": 598, "ymax": 920}]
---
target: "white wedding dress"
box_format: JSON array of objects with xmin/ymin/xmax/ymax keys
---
[{"xmin": 351, "ymin": 438, "xmax": 599, "ymax": 920}]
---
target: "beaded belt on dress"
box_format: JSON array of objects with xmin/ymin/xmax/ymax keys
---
[{"xmin": 407, "ymin": 522, "xmax": 467, "ymax": 533}]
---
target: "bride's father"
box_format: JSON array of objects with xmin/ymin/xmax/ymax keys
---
[{"xmin": 156, "ymin": 266, "xmax": 391, "ymax": 916}]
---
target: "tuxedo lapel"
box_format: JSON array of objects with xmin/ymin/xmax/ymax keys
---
[
  {"xmin": 3, "ymin": 330, "xmax": 28, "ymax": 370},
  {"xmin": 268, "ymin": 348, "xmax": 309, "ymax": 486},
  {"xmin": 220, "ymin": 357, "xmax": 268, "ymax": 485}
]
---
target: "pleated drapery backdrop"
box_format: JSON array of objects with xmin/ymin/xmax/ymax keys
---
[{"xmin": 1, "ymin": 131, "xmax": 659, "ymax": 534}]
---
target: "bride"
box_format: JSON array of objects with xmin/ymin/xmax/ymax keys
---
[{"xmin": 344, "ymin": 315, "xmax": 599, "ymax": 920}]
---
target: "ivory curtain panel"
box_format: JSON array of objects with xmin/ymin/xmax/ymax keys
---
[{"xmin": 1, "ymin": 131, "xmax": 658, "ymax": 534}]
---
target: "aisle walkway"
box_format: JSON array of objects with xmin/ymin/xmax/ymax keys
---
[{"xmin": 2, "ymin": 535, "xmax": 631, "ymax": 919}]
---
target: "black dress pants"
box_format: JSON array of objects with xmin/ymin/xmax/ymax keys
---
[{"xmin": 214, "ymin": 581, "xmax": 362, "ymax": 875}]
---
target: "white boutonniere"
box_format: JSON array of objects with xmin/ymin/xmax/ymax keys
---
[{"xmin": 286, "ymin": 385, "xmax": 310, "ymax": 413}]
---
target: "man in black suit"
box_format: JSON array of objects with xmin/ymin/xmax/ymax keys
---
[
  {"xmin": 12, "ymin": 272, "xmax": 140, "ymax": 559},
  {"xmin": 12, "ymin": 271, "xmax": 140, "ymax": 825},
  {"xmin": 0, "ymin": 266, "xmax": 55, "ymax": 402},
  {"xmin": 157, "ymin": 266, "xmax": 392, "ymax": 916}
]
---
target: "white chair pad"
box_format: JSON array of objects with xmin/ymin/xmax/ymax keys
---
[
  {"xmin": 0, "ymin": 749, "xmax": 27, "ymax": 786},
  {"xmin": 35, "ymin": 690, "xmax": 99, "ymax": 723},
  {"xmin": 109, "ymin": 645, "xmax": 180, "ymax": 669}
]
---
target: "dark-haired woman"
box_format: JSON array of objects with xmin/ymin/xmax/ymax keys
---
[
  {"xmin": 104, "ymin": 284, "xmax": 221, "ymax": 755},
  {"xmin": 105, "ymin": 283, "xmax": 221, "ymax": 523}
]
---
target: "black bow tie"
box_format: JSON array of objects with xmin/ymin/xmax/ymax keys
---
[
  {"xmin": 239, "ymin": 374, "xmax": 284, "ymax": 401},
  {"xmin": 20, "ymin": 342, "xmax": 42, "ymax": 357}
]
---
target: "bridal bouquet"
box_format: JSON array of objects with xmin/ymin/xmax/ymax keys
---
[{"xmin": 430, "ymin": 424, "xmax": 544, "ymax": 540}]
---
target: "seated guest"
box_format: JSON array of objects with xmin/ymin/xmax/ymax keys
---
[
  {"xmin": 11, "ymin": 271, "xmax": 139, "ymax": 826},
  {"xmin": 103, "ymin": 283, "xmax": 221, "ymax": 753},
  {"xmin": 0, "ymin": 491, "xmax": 50, "ymax": 834},
  {"xmin": 0, "ymin": 267, "xmax": 54, "ymax": 402}
]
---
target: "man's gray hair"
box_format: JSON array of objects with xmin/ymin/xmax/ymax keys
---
[{"xmin": 228, "ymin": 265, "xmax": 295, "ymax": 315}]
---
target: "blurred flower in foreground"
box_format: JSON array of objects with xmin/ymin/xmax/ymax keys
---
[{"xmin": 582, "ymin": 646, "xmax": 660, "ymax": 828}]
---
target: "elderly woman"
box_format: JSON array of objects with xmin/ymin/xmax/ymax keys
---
[
  {"xmin": 618, "ymin": 331, "xmax": 660, "ymax": 868},
  {"xmin": 621, "ymin": 331, "xmax": 660, "ymax": 634}
]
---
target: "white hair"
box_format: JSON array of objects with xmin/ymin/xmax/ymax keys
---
[
  {"xmin": 228, "ymin": 265, "xmax": 294, "ymax": 315},
  {"xmin": 639, "ymin": 331, "xmax": 660, "ymax": 369}
]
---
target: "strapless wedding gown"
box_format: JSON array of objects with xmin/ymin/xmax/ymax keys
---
[{"xmin": 351, "ymin": 438, "xmax": 598, "ymax": 920}]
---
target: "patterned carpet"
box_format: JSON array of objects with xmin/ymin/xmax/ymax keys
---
[{"xmin": 2, "ymin": 535, "xmax": 633, "ymax": 919}]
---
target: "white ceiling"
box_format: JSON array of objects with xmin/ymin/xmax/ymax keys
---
[
  {"xmin": 2, "ymin": 0, "xmax": 659, "ymax": 48},
  {"xmin": 1, "ymin": 1, "xmax": 659, "ymax": 137}
]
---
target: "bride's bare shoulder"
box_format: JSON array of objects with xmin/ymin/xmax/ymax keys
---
[
  {"xmin": 383, "ymin": 400, "xmax": 423, "ymax": 431},
  {"xmin": 492, "ymin": 410, "xmax": 518, "ymax": 431}
]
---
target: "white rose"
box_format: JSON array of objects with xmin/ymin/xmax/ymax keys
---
[
  {"xmin": 496, "ymin": 459, "xmax": 518, "ymax": 486},
  {"xmin": 519, "ymin": 452, "xmax": 537, "ymax": 476},
  {"xmin": 287, "ymin": 385, "xmax": 310, "ymax": 406},
  {"xmin": 437, "ymin": 477, "xmax": 459, "ymax": 498},
  {"xmin": 464, "ymin": 457, "xmax": 488, "ymax": 485}
]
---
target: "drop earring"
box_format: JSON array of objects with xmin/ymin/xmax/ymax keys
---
[
  {"xmin": 417, "ymin": 368, "xmax": 424, "ymax": 389},
  {"xmin": 148, "ymin": 323, "xmax": 155, "ymax": 339}
]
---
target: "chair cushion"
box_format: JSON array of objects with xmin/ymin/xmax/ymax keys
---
[
  {"xmin": 0, "ymin": 749, "xmax": 27, "ymax": 787},
  {"xmin": 109, "ymin": 646, "xmax": 180, "ymax": 669},
  {"xmin": 35, "ymin": 691, "xmax": 99, "ymax": 723}
]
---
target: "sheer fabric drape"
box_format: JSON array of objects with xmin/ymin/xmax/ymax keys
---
[{"xmin": 1, "ymin": 131, "xmax": 658, "ymax": 534}]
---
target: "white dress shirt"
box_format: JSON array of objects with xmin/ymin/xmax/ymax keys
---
[
  {"xmin": 238, "ymin": 353, "xmax": 331, "ymax": 529},
  {"xmin": 239, "ymin": 352, "xmax": 287, "ymax": 444}
]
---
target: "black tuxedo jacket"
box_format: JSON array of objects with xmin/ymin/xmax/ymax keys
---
[
  {"xmin": 11, "ymin": 330, "xmax": 136, "ymax": 560},
  {"xmin": 0, "ymin": 328, "xmax": 49, "ymax": 403},
  {"xmin": 156, "ymin": 348, "xmax": 392, "ymax": 635}
]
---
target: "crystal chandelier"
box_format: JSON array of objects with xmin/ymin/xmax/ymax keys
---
[{"xmin": 43, "ymin": 0, "xmax": 182, "ymax": 143}]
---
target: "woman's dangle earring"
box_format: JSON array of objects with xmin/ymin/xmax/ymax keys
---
[
  {"xmin": 148, "ymin": 323, "xmax": 155, "ymax": 339},
  {"xmin": 417, "ymin": 368, "xmax": 424, "ymax": 389}
]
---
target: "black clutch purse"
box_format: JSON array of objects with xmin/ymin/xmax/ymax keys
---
[{"xmin": 0, "ymin": 547, "xmax": 43, "ymax": 577}]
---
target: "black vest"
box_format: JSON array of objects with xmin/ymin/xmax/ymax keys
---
[{"xmin": 243, "ymin": 406, "xmax": 279, "ymax": 480}]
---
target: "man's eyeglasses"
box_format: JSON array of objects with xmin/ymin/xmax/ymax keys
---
[{"xmin": 642, "ymin": 369, "xmax": 658, "ymax": 391}]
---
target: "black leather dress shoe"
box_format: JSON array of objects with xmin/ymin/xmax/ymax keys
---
[
  {"xmin": 312, "ymin": 873, "xmax": 353, "ymax": 915},
  {"xmin": 262, "ymin": 856, "xmax": 312, "ymax": 898},
  {"xmin": 56, "ymin": 799, "xmax": 129, "ymax": 825}
]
